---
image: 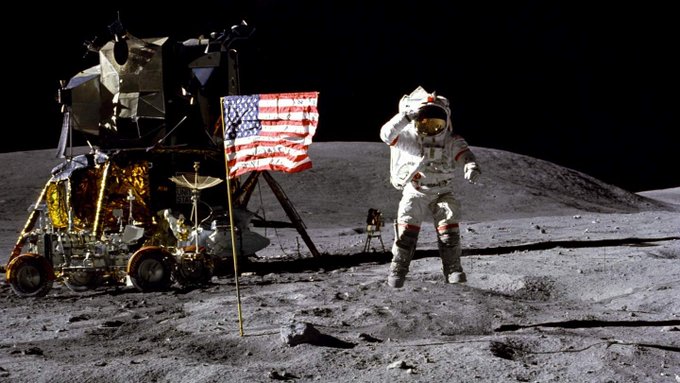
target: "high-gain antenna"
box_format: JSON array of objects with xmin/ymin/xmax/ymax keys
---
[{"xmin": 169, "ymin": 162, "xmax": 223, "ymax": 251}]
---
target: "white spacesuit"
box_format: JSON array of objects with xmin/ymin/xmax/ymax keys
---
[{"xmin": 380, "ymin": 86, "xmax": 481, "ymax": 288}]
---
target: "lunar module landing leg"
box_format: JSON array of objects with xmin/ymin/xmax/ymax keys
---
[{"xmin": 233, "ymin": 170, "xmax": 320, "ymax": 258}]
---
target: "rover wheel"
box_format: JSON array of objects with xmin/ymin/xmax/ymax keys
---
[
  {"xmin": 128, "ymin": 249, "xmax": 173, "ymax": 292},
  {"xmin": 174, "ymin": 253, "xmax": 214, "ymax": 287},
  {"xmin": 7, "ymin": 255, "xmax": 54, "ymax": 297}
]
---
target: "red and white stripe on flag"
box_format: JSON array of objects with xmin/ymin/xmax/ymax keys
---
[{"xmin": 221, "ymin": 91, "xmax": 319, "ymax": 179}]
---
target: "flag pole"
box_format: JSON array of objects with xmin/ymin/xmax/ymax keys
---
[{"xmin": 220, "ymin": 97, "xmax": 245, "ymax": 337}]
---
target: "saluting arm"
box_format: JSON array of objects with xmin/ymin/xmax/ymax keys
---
[{"xmin": 380, "ymin": 111, "xmax": 417, "ymax": 146}]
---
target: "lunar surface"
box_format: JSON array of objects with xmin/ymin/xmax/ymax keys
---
[{"xmin": 1, "ymin": 142, "xmax": 678, "ymax": 382}]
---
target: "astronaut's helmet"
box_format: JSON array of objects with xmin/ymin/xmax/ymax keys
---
[{"xmin": 415, "ymin": 104, "xmax": 448, "ymax": 137}]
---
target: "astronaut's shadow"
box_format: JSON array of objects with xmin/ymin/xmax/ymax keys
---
[
  {"xmin": 239, "ymin": 249, "xmax": 446, "ymax": 276},
  {"xmin": 412, "ymin": 249, "xmax": 441, "ymax": 261}
]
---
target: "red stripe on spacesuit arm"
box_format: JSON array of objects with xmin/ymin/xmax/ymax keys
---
[{"xmin": 454, "ymin": 148, "xmax": 470, "ymax": 161}]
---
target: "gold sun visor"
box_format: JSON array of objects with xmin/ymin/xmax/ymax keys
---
[
  {"xmin": 415, "ymin": 104, "xmax": 448, "ymax": 137},
  {"xmin": 415, "ymin": 117, "xmax": 447, "ymax": 136}
]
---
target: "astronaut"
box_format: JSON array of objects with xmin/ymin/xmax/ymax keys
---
[{"xmin": 380, "ymin": 86, "xmax": 481, "ymax": 288}]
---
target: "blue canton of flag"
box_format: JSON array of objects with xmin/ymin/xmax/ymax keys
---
[{"xmin": 224, "ymin": 95, "xmax": 261, "ymax": 141}]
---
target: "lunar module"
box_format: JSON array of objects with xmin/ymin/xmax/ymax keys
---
[{"xmin": 5, "ymin": 20, "xmax": 273, "ymax": 297}]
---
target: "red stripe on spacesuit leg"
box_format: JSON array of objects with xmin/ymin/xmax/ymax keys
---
[
  {"xmin": 389, "ymin": 137, "xmax": 399, "ymax": 146},
  {"xmin": 437, "ymin": 223, "xmax": 459, "ymax": 232},
  {"xmin": 398, "ymin": 223, "xmax": 421, "ymax": 233},
  {"xmin": 454, "ymin": 148, "xmax": 470, "ymax": 161}
]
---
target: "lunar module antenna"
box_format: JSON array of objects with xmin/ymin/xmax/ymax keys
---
[{"xmin": 108, "ymin": 11, "xmax": 125, "ymax": 41}]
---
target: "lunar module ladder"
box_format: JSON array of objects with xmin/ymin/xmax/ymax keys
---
[{"xmin": 234, "ymin": 171, "xmax": 320, "ymax": 257}]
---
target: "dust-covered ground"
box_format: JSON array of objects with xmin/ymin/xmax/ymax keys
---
[{"xmin": 0, "ymin": 143, "xmax": 678, "ymax": 382}]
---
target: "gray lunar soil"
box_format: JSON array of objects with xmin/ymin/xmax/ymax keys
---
[{"xmin": 0, "ymin": 142, "xmax": 678, "ymax": 382}]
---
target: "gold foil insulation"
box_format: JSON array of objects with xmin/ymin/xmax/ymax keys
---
[{"xmin": 46, "ymin": 160, "xmax": 151, "ymax": 232}]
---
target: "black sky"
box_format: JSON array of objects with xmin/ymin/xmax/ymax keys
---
[{"xmin": 4, "ymin": 1, "xmax": 677, "ymax": 192}]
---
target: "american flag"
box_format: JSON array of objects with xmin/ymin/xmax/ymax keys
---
[{"xmin": 221, "ymin": 91, "xmax": 319, "ymax": 179}]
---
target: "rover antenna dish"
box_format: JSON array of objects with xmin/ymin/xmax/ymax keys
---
[
  {"xmin": 169, "ymin": 174, "xmax": 223, "ymax": 191},
  {"xmin": 169, "ymin": 162, "xmax": 223, "ymax": 251}
]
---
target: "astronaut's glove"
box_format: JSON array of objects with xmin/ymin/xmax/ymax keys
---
[
  {"xmin": 464, "ymin": 162, "xmax": 481, "ymax": 184},
  {"xmin": 403, "ymin": 108, "xmax": 420, "ymax": 122}
]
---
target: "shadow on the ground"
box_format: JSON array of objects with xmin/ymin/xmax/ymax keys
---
[{"xmin": 244, "ymin": 236, "xmax": 680, "ymax": 275}]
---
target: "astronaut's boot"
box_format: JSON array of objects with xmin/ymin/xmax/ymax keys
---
[
  {"xmin": 387, "ymin": 225, "xmax": 418, "ymax": 288},
  {"xmin": 438, "ymin": 229, "xmax": 466, "ymax": 284},
  {"xmin": 387, "ymin": 261, "xmax": 408, "ymax": 288},
  {"xmin": 445, "ymin": 270, "xmax": 466, "ymax": 284}
]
